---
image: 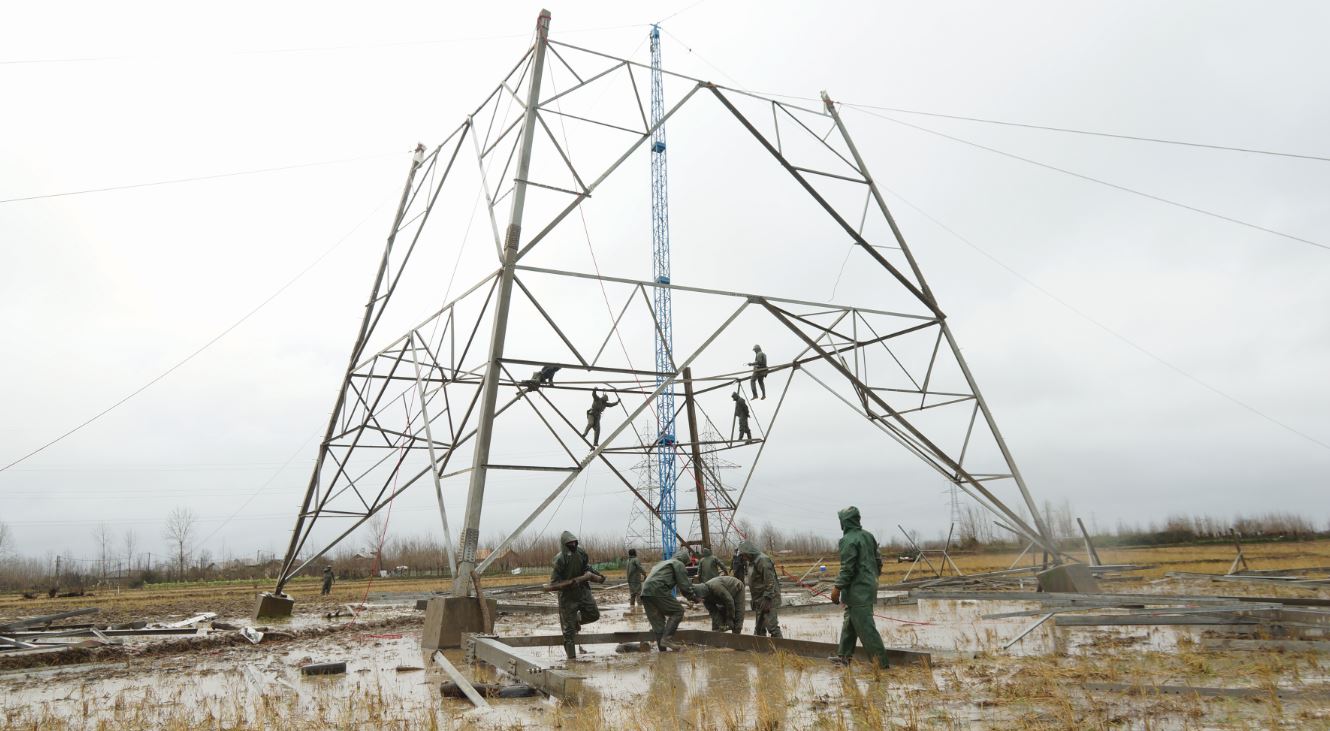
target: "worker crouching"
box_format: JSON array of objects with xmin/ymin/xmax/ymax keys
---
[{"xmin": 640, "ymin": 546, "xmax": 699, "ymax": 651}]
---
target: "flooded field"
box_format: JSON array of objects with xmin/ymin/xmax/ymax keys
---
[{"xmin": 5, "ymin": 582, "xmax": 1330, "ymax": 730}]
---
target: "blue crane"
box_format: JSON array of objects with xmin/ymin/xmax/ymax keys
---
[{"xmin": 649, "ymin": 24, "xmax": 677, "ymax": 558}]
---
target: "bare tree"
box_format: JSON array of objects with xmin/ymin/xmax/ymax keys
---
[
  {"xmin": 163, "ymin": 508, "xmax": 197, "ymax": 580},
  {"xmin": 0, "ymin": 521, "xmax": 11, "ymax": 560},
  {"xmin": 92, "ymin": 523, "xmax": 114, "ymax": 577},
  {"xmin": 122, "ymin": 529, "xmax": 138, "ymax": 572}
]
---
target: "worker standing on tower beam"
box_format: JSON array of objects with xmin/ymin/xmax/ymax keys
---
[
  {"xmin": 732, "ymin": 392, "xmax": 752, "ymax": 442},
  {"xmin": 580, "ymin": 388, "xmax": 619, "ymax": 446},
  {"xmin": 747, "ymin": 345, "xmax": 768, "ymax": 400},
  {"xmin": 829, "ymin": 506, "xmax": 889, "ymax": 668}
]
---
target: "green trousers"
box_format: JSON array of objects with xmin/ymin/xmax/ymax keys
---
[
  {"xmin": 838, "ymin": 603, "xmax": 888, "ymax": 667},
  {"xmin": 558, "ymin": 588, "xmax": 600, "ymax": 646},
  {"xmin": 641, "ymin": 594, "xmax": 684, "ymax": 637},
  {"xmin": 751, "ymin": 598, "xmax": 781, "ymax": 637}
]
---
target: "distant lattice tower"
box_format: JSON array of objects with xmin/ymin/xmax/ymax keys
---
[{"xmin": 625, "ymin": 457, "xmax": 661, "ymax": 551}]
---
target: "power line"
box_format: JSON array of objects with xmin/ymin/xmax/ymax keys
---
[
  {"xmin": 839, "ymin": 102, "xmax": 1330, "ymax": 164},
  {"xmin": 0, "ymin": 151, "xmax": 404, "ymax": 205},
  {"xmin": 0, "ymin": 189, "xmax": 400, "ymax": 473},
  {"xmin": 0, "ymin": 24, "xmax": 653, "ymax": 66},
  {"xmin": 848, "ymin": 106, "xmax": 1330, "ymax": 254},
  {"xmin": 874, "ymin": 182, "xmax": 1330, "ymax": 454}
]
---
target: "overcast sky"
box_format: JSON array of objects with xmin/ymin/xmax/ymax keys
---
[{"xmin": 2, "ymin": 1, "xmax": 1328, "ymax": 567}]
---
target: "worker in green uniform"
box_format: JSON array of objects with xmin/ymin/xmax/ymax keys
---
[
  {"xmin": 738, "ymin": 540, "xmax": 781, "ymax": 638},
  {"xmin": 625, "ymin": 548, "xmax": 645, "ymax": 607},
  {"xmin": 550, "ymin": 531, "xmax": 601, "ymax": 660},
  {"xmin": 829, "ymin": 506, "xmax": 888, "ymax": 667},
  {"xmin": 696, "ymin": 574, "xmax": 745, "ymax": 632},
  {"xmin": 696, "ymin": 546, "xmax": 726, "ymax": 583},
  {"xmin": 640, "ymin": 546, "xmax": 699, "ymax": 651}
]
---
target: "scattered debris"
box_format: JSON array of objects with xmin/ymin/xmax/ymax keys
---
[{"xmin": 300, "ymin": 662, "xmax": 347, "ymax": 676}]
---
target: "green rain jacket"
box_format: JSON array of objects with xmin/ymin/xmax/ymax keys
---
[
  {"xmin": 550, "ymin": 530, "xmax": 592, "ymax": 592},
  {"xmin": 642, "ymin": 547, "xmax": 699, "ymax": 600},
  {"xmin": 833, "ymin": 507, "xmax": 882, "ymax": 607},
  {"xmin": 626, "ymin": 556, "xmax": 646, "ymax": 589},
  {"xmin": 698, "ymin": 575, "xmax": 744, "ymax": 618},
  {"xmin": 697, "ymin": 547, "xmax": 725, "ymax": 582},
  {"xmin": 738, "ymin": 540, "xmax": 779, "ymax": 604}
]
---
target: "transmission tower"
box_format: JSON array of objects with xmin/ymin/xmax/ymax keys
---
[
  {"xmin": 648, "ymin": 24, "xmax": 678, "ymax": 558},
  {"xmin": 261, "ymin": 10, "xmax": 1062, "ymax": 621}
]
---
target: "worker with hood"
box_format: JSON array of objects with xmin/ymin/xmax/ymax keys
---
[
  {"xmin": 695, "ymin": 574, "xmax": 745, "ymax": 632},
  {"xmin": 625, "ymin": 548, "xmax": 646, "ymax": 608},
  {"xmin": 731, "ymin": 548, "xmax": 748, "ymax": 585},
  {"xmin": 696, "ymin": 546, "xmax": 726, "ymax": 582},
  {"xmin": 550, "ymin": 531, "xmax": 601, "ymax": 659},
  {"xmin": 321, "ymin": 566, "xmax": 334, "ymax": 595},
  {"xmin": 640, "ymin": 546, "xmax": 699, "ymax": 651},
  {"xmin": 829, "ymin": 506, "xmax": 888, "ymax": 667},
  {"xmin": 738, "ymin": 540, "xmax": 781, "ymax": 637}
]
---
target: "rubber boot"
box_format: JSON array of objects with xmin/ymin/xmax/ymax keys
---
[
  {"xmin": 770, "ymin": 627, "xmax": 782, "ymax": 639},
  {"xmin": 563, "ymin": 641, "xmax": 576, "ymax": 660},
  {"xmin": 659, "ymin": 615, "xmax": 682, "ymax": 651}
]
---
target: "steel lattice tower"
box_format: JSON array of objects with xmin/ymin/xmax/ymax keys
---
[{"xmin": 649, "ymin": 24, "xmax": 678, "ymax": 558}]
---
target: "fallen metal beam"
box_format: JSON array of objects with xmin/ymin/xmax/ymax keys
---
[
  {"xmin": 671, "ymin": 629, "xmax": 931, "ymax": 668},
  {"xmin": 496, "ymin": 631, "xmax": 657, "ymax": 647},
  {"xmin": 0, "ymin": 607, "xmax": 100, "ymax": 632},
  {"xmin": 433, "ymin": 651, "xmax": 491, "ymax": 709},
  {"xmin": 464, "ymin": 635, "xmax": 585, "ymax": 701}
]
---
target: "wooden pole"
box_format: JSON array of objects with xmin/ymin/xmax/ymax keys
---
[{"xmin": 682, "ymin": 367, "xmax": 710, "ymax": 547}]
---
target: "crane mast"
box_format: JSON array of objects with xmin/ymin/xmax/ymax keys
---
[{"xmin": 649, "ymin": 24, "xmax": 678, "ymax": 558}]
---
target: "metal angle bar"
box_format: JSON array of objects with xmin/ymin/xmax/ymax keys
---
[
  {"xmin": 954, "ymin": 402, "xmax": 981, "ymax": 474},
  {"xmin": 501, "ymin": 357, "xmax": 668, "ymax": 379},
  {"xmin": 480, "ymin": 114, "xmax": 525, "ymax": 161},
  {"xmin": 709, "ymin": 87, "xmax": 941, "ymax": 319},
  {"xmin": 538, "ymin": 58, "xmax": 625, "ymax": 109},
  {"xmin": 918, "ymin": 325, "xmax": 944, "ymax": 410},
  {"xmin": 469, "ymin": 115, "xmax": 507, "ymax": 261},
  {"xmin": 591, "ymin": 286, "xmax": 638, "ymax": 366},
  {"xmin": 532, "ymin": 112, "xmax": 588, "ymax": 190},
  {"xmin": 625, "ymin": 62, "xmax": 650, "ymax": 134},
  {"xmin": 855, "ymin": 310, "xmax": 923, "ymax": 390},
  {"xmin": 539, "ymin": 106, "xmax": 643, "ymax": 137},
  {"xmin": 475, "ymin": 301, "xmax": 749, "ymax": 573},
  {"xmin": 410, "ymin": 332, "xmax": 458, "ymax": 576},
  {"xmin": 1003, "ymin": 612, "xmax": 1055, "ymax": 650},
  {"xmin": 483, "ymin": 464, "xmax": 578, "ymax": 472},
  {"xmin": 545, "ymin": 42, "xmax": 584, "ymax": 84},
  {"xmin": 513, "ymin": 264, "xmax": 933, "ymax": 321},
  {"xmin": 513, "ymin": 278, "xmax": 590, "ymax": 367},
  {"xmin": 432, "ymin": 651, "xmax": 490, "ymax": 709},
  {"xmin": 472, "ymin": 47, "xmax": 533, "ymax": 120},
  {"xmin": 636, "ymin": 282, "xmax": 676, "ymax": 370},
  {"xmin": 513, "ymin": 83, "xmax": 705, "ymax": 262},
  {"xmin": 512, "ymin": 178, "xmax": 582, "ymax": 197},
  {"xmin": 791, "ymin": 166, "xmax": 867, "ymax": 184}
]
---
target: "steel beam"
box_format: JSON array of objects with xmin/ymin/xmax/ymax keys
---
[
  {"xmin": 453, "ymin": 9, "xmax": 553, "ymax": 597},
  {"xmin": 465, "ymin": 635, "xmax": 585, "ymax": 700}
]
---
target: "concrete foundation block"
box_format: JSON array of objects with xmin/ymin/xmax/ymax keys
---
[
  {"xmin": 421, "ymin": 596, "xmax": 499, "ymax": 650},
  {"xmin": 1037, "ymin": 563, "xmax": 1100, "ymax": 594},
  {"xmin": 254, "ymin": 592, "xmax": 295, "ymax": 619}
]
